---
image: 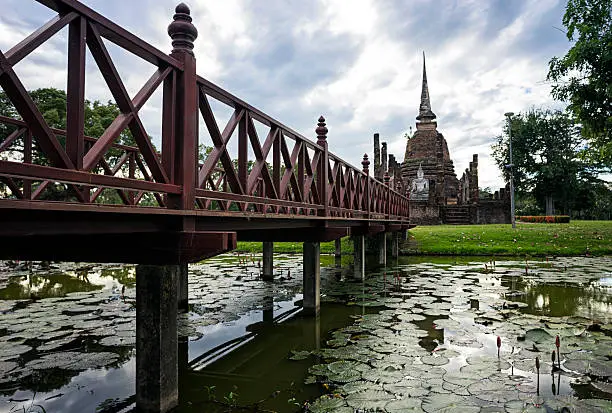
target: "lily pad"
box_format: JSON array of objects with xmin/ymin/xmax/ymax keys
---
[
  {"xmin": 308, "ymin": 396, "xmax": 348, "ymax": 412},
  {"xmin": 385, "ymin": 398, "xmax": 424, "ymax": 412},
  {"xmin": 422, "ymin": 394, "xmax": 481, "ymax": 413},
  {"xmin": 289, "ymin": 350, "xmax": 311, "ymax": 361},
  {"xmin": 345, "ymin": 389, "xmax": 394, "ymax": 411},
  {"xmin": 421, "ymin": 354, "xmax": 449, "ymax": 366}
]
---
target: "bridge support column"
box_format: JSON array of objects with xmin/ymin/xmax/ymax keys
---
[
  {"xmin": 378, "ymin": 233, "xmax": 387, "ymax": 266},
  {"xmin": 303, "ymin": 242, "xmax": 320, "ymax": 315},
  {"xmin": 391, "ymin": 233, "xmax": 399, "ymax": 258},
  {"xmin": 136, "ymin": 265, "xmax": 178, "ymax": 413},
  {"xmin": 334, "ymin": 238, "xmax": 342, "ymax": 257},
  {"xmin": 178, "ymin": 263, "xmax": 188, "ymax": 313},
  {"xmin": 263, "ymin": 292, "xmax": 274, "ymax": 323},
  {"xmin": 353, "ymin": 235, "xmax": 365, "ymax": 279},
  {"xmin": 262, "ymin": 241, "xmax": 274, "ymax": 281}
]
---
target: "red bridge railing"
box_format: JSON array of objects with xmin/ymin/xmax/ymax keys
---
[{"xmin": 0, "ymin": 0, "xmax": 409, "ymax": 222}]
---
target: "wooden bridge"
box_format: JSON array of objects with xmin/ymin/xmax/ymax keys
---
[{"xmin": 0, "ymin": 1, "xmax": 410, "ymax": 411}]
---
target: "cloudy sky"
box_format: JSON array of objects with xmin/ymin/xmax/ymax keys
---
[{"xmin": 0, "ymin": 0, "xmax": 572, "ymax": 189}]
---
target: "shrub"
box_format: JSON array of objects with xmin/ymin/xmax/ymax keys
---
[{"xmin": 517, "ymin": 215, "xmax": 570, "ymax": 223}]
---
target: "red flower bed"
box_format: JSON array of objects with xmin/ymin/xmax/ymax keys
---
[{"xmin": 517, "ymin": 215, "xmax": 570, "ymax": 223}]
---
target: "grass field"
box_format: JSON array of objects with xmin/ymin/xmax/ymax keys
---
[
  {"xmin": 235, "ymin": 237, "xmax": 354, "ymax": 254},
  {"xmin": 405, "ymin": 220, "xmax": 612, "ymax": 256},
  {"xmin": 234, "ymin": 221, "xmax": 612, "ymax": 256}
]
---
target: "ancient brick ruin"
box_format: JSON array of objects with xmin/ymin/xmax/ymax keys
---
[{"xmin": 373, "ymin": 53, "xmax": 510, "ymax": 225}]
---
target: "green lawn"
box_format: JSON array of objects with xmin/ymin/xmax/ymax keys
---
[
  {"xmin": 235, "ymin": 237, "xmax": 354, "ymax": 254},
  {"xmin": 405, "ymin": 220, "xmax": 612, "ymax": 256}
]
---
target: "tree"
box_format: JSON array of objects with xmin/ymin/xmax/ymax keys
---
[
  {"xmin": 547, "ymin": 0, "xmax": 612, "ymax": 166},
  {"xmin": 491, "ymin": 109, "xmax": 604, "ymax": 215},
  {"xmin": 0, "ymin": 88, "xmax": 137, "ymax": 202}
]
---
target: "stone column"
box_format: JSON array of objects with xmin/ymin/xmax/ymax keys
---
[
  {"xmin": 353, "ymin": 235, "xmax": 365, "ymax": 279},
  {"xmin": 334, "ymin": 238, "xmax": 342, "ymax": 258},
  {"xmin": 373, "ymin": 133, "xmax": 380, "ymax": 178},
  {"xmin": 177, "ymin": 262, "xmax": 188, "ymax": 313},
  {"xmin": 381, "ymin": 142, "xmax": 388, "ymax": 175},
  {"xmin": 303, "ymin": 242, "xmax": 320, "ymax": 316},
  {"xmin": 378, "ymin": 233, "xmax": 387, "ymax": 265},
  {"xmin": 136, "ymin": 265, "xmax": 179, "ymax": 413},
  {"xmin": 263, "ymin": 294, "xmax": 274, "ymax": 323},
  {"xmin": 262, "ymin": 241, "xmax": 273, "ymax": 281}
]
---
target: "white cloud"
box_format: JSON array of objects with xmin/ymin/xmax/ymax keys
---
[{"xmin": 0, "ymin": 0, "xmax": 580, "ymax": 191}]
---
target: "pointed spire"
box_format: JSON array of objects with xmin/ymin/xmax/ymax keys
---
[{"xmin": 416, "ymin": 51, "xmax": 436, "ymax": 122}]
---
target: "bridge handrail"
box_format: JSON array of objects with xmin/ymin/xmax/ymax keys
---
[
  {"xmin": 0, "ymin": 0, "xmax": 409, "ymax": 222},
  {"xmin": 36, "ymin": 0, "xmax": 183, "ymax": 70}
]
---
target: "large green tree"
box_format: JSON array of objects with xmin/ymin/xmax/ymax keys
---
[
  {"xmin": 0, "ymin": 88, "xmax": 137, "ymax": 202},
  {"xmin": 491, "ymin": 109, "xmax": 606, "ymax": 216},
  {"xmin": 547, "ymin": 0, "xmax": 612, "ymax": 166}
]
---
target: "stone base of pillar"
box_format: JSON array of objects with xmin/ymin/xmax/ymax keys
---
[
  {"xmin": 136, "ymin": 265, "xmax": 179, "ymax": 413},
  {"xmin": 303, "ymin": 242, "xmax": 320, "ymax": 316},
  {"xmin": 178, "ymin": 263, "xmax": 188, "ymax": 313},
  {"xmin": 353, "ymin": 235, "xmax": 364, "ymax": 279},
  {"xmin": 391, "ymin": 233, "xmax": 399, "ymax": 258},
  {"xmin": 263, "ymin": 241, "xmax": 274, "ymax": 281},
  {"xmin": 378, "ymin": 233, "xmax": 387, "ymax": 265}
]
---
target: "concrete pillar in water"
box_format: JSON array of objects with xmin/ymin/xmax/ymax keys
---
[
  {"xmin": 262, "ymin": 241, "xmax": 274, "ymax": 281},
  {"xmin": 177, "ymin": 262, "xmax": 188, "ymax": 313},
  {"xmin": 303, "ymin": 242, "xmax": 320, "ymax": 315},
  {"xmin": 353, "ymin": 235, "xmax": 365, "ymax": 279},
  {"xmin": 391, "ymin": 232, "xmax": 399, "ymax": 258},
  {"xmin": 334, "ymin": 238, "xmax": 342, "ymax": 257},
  {"xmin": 263, "ymin": 282, "xmax": 274, "ymax": 323},
  {"xmin": 378, "ymin": 233, "xmax": 387, "ymax": 265},
  {"xmin": 136, "ymin": 265, "xmax": 178, "ymax": 413}
]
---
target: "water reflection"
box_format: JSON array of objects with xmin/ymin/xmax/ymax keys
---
[
  {"xmin": 502, "ymin": 275, "xmax": 612, "ymax": 321},
  {"xmin": 0, "ymin": 265, "xmax": 134, "ymax": 300}
]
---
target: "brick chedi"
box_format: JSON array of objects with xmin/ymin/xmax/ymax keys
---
[
  {"xmin": 402, "ymin": 52, "xmax": 459, "ymax": 206},
  {"xmin": 371, "ymin": 52, "xmax": 510, "ymax": 225}
]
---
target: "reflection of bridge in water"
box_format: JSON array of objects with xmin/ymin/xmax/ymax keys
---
[{"xmin": 0, "ymin": 1, "xmax": 410, "ymax": 411}]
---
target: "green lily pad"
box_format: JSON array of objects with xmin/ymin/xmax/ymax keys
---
[
  {"xmin": 308, "ymin": 396, "xmax": 348, "ymax": 412},
  {"xmin": 421, "ymin": 354, "xmax": 450, "ymax": 366},
  {"xmin": 289, "ymin": 350, "xmax": 311, "ymax": 360},
  {"xmin": 384, "ymin": 379, "xmax": 430, "ymax": 398},
  {"xmin": 385, "ymin": 398, "xmax": 424, "ymax": 412},
  {"xmin": 504, "ymin": 399, "xmax": 547, "ymax": 412},
  {"xmin": 340, "ymin": 380, "xmax": 382, "ymax": 394},
  {"xmin": 327, "ymin": 369, "xmax": 362, "ymax": 383},
  {"xmin": 524, "ymin": 328, "xmax": 553, "ymax": 344},
  {"xmin": 422, "ymin": 394, "xmax": 481, "ymax": 412},
  {"xmin": 345, "ymin": 389, "xmax": 394, "ymax": 410}
]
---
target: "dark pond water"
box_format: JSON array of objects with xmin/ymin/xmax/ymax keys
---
[{"xmin": 0, "ymin": 254, "xmax": 611, "ymax": 412}]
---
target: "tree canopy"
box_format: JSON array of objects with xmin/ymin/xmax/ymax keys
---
[
  {"xmin": 0, "ymin": 88, "xmax": 138, "ymax": 202},
  {"xmin": 491, "ymin": 109, "xmax": 608, "ymax": 217},
  {"xmin": 547, "ymin": 0, "xmax": 612, "ymax": 166}
]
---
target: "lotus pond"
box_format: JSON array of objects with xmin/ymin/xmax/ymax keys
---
[{"xmin": 0, "ymin": 254, "xmax": 611, "ymax": 412}]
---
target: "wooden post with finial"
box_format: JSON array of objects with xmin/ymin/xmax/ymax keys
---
[
  {"xmin": 362, "ymin": 153, "xmax": 370, "ymax": 219},
  {"xmin": 165, "ymin": 2, "xmax": 198, "ymax": 211},
  {"xmin": 316, "ymin": 116, "xmax": 329, "ymax": 217}
]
